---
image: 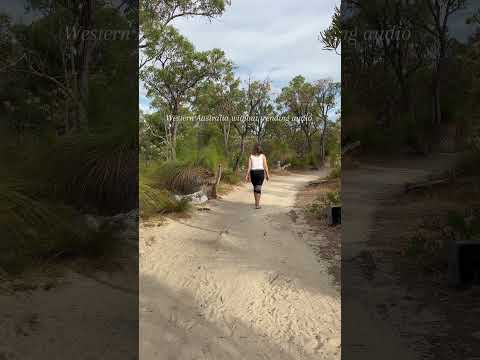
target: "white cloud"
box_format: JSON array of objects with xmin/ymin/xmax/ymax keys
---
[{"xmin": 174, "ymin": 0, "xmax": 340, "ymax": 87}]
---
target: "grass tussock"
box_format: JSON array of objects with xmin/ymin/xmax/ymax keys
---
[
  {"xmin": 139, "ymin": 177, "xmax": 191, "ymax": 219},
  {"xmin": 44, "ymin": 131, "xmax": 138, "ymax": 215},
  {"xmin": 143, "ymin": 161, "xmax": 211, "ymax": 195},
  {"xmin": 0, "ymin": 181, "xmax": 119, "ymax": 275}
]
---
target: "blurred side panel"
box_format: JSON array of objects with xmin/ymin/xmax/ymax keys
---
[
  {"xmin": 342, "ymin": 0, "xmax": 480, "ymax": 359},
  {"xmin": 0, "ymin": 1, "xmax": 139, "ymax": 359}
]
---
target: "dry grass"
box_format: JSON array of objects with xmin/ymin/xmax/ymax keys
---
[
  {"xmin": 295, "ymin": 177, "xmax": 341, "ymax": 284},
  {"xmin": 368, "ymin": 174, "xmax": 480, "ymax": 359}
]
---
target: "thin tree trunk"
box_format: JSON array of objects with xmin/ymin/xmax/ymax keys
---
[
  {"xmin": 320, "ymin": 124, "xmax": 327, "ymax": 164},
  {"xmin": 222, "ymin": 122, "xmax": 230, "ymax": 154},
  {"xmin": 171, "ymin": 120, "xmax": 177, "ymax": 160},
  {"xmin": 77, "ymin": 0, "xmax": 95, "ymax": 131},
  {"xmin": 211, "ymin": 164, "xmax": 222, "ymax": 199},
  {"xmin": 233, "ymin": 135, "xmax": 245, "ymax": 172}
]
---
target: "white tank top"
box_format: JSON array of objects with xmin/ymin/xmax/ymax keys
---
[{"xmin": 250, "ymin": 154, "xmax": 264, "ymax": 170}]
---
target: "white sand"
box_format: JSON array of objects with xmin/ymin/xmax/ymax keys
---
[{"xmin": 140, "ymin": 170, "xmax": 341, "ymax": 360}]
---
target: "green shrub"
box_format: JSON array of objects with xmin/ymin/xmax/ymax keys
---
[
  {"xmin": 289, "ymin": 156, "xmax": 310, "ymax": 169},
  {"xmin": 42, "ymin": 130, "xmax": 137, "ymax": 215},
  {"xmin": 404, "ymin": 232, "xmax": 429, "ymax": 257},
  {"xmin": 221, "ymin": 168, "xmax": 241, "ymax": 185},
  {"xmin": 447, "ymin": 210, "xmax": 480, "ymax": 241},
  {"xmin": 196, "ymin": 142, "xmax": 221, "ymax": 171},
  {"xmin": 306, "ymin": 189, "xmax": 341, "ymax": 219},
  {"xmin": 326, "ymin": 189, "xmax": 341, "ymax": 206},
  {"xmin": 139, "ymin": 178, "xmax": 191, "ymax": 218},
  {"xmin": 328, "ymin": 166, "xmax": 341, "ymax": 179},
  {"xmin": 0, "ymin": 180, "xmax": 120, "ymax": 274}
]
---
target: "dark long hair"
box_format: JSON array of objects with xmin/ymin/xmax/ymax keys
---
[{"xmin": 252, "ymin": 143, "xmax": 263, "ymax": 155}]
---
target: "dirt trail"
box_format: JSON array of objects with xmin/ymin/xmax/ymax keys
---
[
  {"xmin": 140, "ymin": 170, "xmax": 340, "ymax": 360},
  {"xmin": 0, "ymin": 269, "xmax": 138, "ymax": 360},
  {"xmin": 342, "ymin": 153, "xmax": 459, "ymax": 359}
]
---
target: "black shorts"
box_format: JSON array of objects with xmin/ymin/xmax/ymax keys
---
[{"xmin": 250, "ymin": 169, "xmax": 265, "ymax": 193}]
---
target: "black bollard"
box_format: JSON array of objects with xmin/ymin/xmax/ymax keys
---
[
  {"xmin": 448, "ymin": 240, "xmax": 480, "ymax": 287},
  {"xmin": 328, "ymin": 206, "xmax": 341, "ymax": 226}
]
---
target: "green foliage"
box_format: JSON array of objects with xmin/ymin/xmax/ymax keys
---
[
  {"xmin": 140, "ymin": 0, "xmax": 229, "ymax": 58},
  {"xmin": 221, "ymin": 168, "xmax": 241, "ymax": 185},
  {"xmin": 447, "ymin": 210, "xmax": 480, "ymax": 241},
  {"xmin": 289, "ymin": 153, "xmax": 319, "ymax": 169},
  {"xmin": 326, "ymin": 190, "xmax": 341, "ymax": 206},
  {"xmin": 265, "ymin": 140, "xmax": 295, "ymax": 165},
  {"xmin": 307, "ymin": 189, "xmax": 341, "ymax": 219},
  {"xmin": 319, "ymin": 6, "xmax": 341, "ymax": 54},
  {"xmin": 342, "ymin": 0, "xmax": 476, "ymax": 154},
  {"xmin": 144, "ymin": 160, "xmax": 209, "ymax": 195},
  {"xmin": 43, "ymin": 129, "xmax": 138, "ymax": 215},
  {"xmin": 140, "ymin": 25, "xmax": 233, "ymax": 119},
  {"xmin": 196, "ymin": 142, "xmax": 221, "ymax": 171},
  {"xmin": 328, "ymin": 166, "xmax": 341, "ymax": 179},
  {"xmin": 404, "ymin": 232, "xmax": 432, "ymax": 257},
  {"xmin": 0, "ymin": 179, "xmax": 120, "ymax": 274}
]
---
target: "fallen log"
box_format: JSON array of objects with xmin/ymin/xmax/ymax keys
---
[
  {"xmin": 342, "ymin": 141, "xmax": 361, "ymax": 155},
  {"xmin": 308, "ymin": 179, "xmax": 329, "ymax": 186},
  {"xmin": 405, "ymin": 178, "xmax": 450, "ymax": 192}
]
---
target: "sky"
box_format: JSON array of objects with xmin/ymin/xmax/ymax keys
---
[{"xmin": 139, "ymin": 0, "xmax": 341, "ymax": 114}]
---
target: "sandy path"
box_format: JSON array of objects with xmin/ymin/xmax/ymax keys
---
[{"xmin": 140, "ymin": 170, "xmax": 341, "ymax": 360}]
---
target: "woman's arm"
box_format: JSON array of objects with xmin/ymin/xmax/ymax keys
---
[
  {"xmin": 263, "ymin": 155, "xmax": 270, "ymax": 180},
  {"xmin": 245, "ymin": 156, "xmax": 251, "ymax": 181}
]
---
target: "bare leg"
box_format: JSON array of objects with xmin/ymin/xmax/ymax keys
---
[{"xmin": 254, "ymin": 192, "xmax": 261, "ymax": 208}]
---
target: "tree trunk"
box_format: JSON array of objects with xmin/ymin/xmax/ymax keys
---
[
  {"xmin": 170, "ymin": 102, "xmax": 179, "ymax": 160},
  {"xmin": 76, "ymin": 0, "xmax": 95, "ymax": 132},
  {"xmin": 171, "ymin": 121, "xmax": 177, "ymax": 160},
  {"xmin": 222, "ymin": 122, "xmax": 230, "ymax": 155},
  {"xmin": 433, "ymin": 76, "xmax": 442, "ymax": 125},
  {"xmin": 305, "ymin": 132, "xmax": 313, "ymax": 154},
  {"xmin": 320, "ymin": 137, "xmax": 326, "ymax": 164},
  {"xmin": 211, "ymin": 164, "xmax": 222, "ymax": 199},
  {"xmin": 433, "ymin": 35, "xmax": 447, "ymax": 125},
  {"xmin": 233, "ymin": 135, "xmax": 246, "ymax": 172}
]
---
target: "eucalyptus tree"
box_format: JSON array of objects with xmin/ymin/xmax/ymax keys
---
[
  {"xmin": 141, "ymin": 28, "xmax": 231, "ymax": 160},
  {"xmin": 276, "ymin": 76, "xmax": 320, "ymax": 155},
  {"xmin": 20, "ymin": 0, "xmax": 100, "ymax": 131},
  {"xmin": 319, "ymin": 5, "xmax": 341, "ymax": 54},
  {"xmin": 140, "ymin": 0, "xmax": 230, "ymax": 68},
  {"xmin": 407, "ymin": 0, "xmax": 468, "ymax": 124},
  {"xmin": 193, "ymin": 69, "xmax": 243, "ymax": 155},
  {"xmin": 315, "ymin": 80, "xmax": 340, "ymax": 162},
  {"xmin": 249, "ymin": 80, "xmax": 273, "ymax": 145},
  {"xmin": 231, "ymin": 78, "xmax": 271, "ymax": 171}
]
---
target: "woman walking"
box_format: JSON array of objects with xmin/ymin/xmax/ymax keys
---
[{"xmin": 245, "ymin": 144, "xmax": 270, "ymax": 209}]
